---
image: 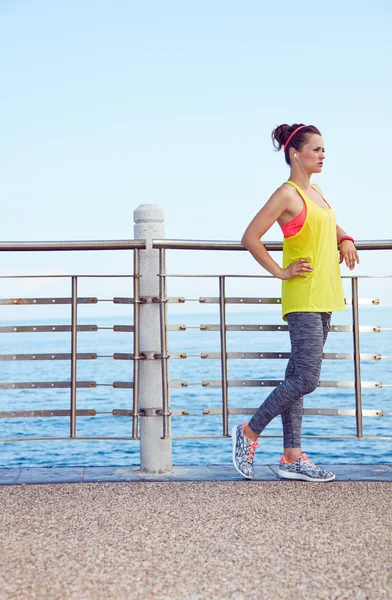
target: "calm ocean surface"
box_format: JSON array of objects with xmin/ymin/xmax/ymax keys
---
[{"xmin": 0, "ymin": 307, "xmax": 391, "ymax": 467}]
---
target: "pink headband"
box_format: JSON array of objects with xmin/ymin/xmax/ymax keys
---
[{"xmin": 283, "ymin": 125, "xmax": 307, "ymax": 152}]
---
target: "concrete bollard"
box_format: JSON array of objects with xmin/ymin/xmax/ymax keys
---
[{"xmin": 133, "ymin": 205, "xmax": 172, "ymax": 473}]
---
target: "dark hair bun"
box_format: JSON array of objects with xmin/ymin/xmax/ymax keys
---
[{"xmin": 271, "ymin": 124, "xmax": 290, "ymax": 150}]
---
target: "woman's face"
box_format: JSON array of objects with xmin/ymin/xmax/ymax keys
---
[{"xmin": 295, "ymin": 134, "xmax": 325, "ymax": 174}]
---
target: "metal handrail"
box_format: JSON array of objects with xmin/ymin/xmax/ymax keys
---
[
  {"xmin": 0, "ymin": 240, "xmax": 146, "ymax": 251},
  {"xmin": 153, "ymin": 239, "xmax": 392, "ymax": 251},
  {"xmin": 0, "ymin": 238, "xmax": 389, "ymax": 252}
]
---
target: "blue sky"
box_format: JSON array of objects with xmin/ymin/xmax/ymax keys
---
[{"xmin": 0, "ymin": 0, "xmax": 391, "ymax": 314}]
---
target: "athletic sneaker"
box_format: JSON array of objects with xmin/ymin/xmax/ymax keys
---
[
  {"xmin": 232, "ymin": 423, "xmax": 259, "ymax": 480},
  {"xmin": 277, "ymin": 453, "xmax": 335, "ymax": 482}
]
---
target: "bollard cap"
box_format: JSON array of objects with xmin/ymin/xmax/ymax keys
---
[{"xmin": 134, "ymin": 205, "xmax": 164, "ymax": 224}]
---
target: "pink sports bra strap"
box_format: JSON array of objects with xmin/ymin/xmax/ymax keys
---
[{"xmin": 280, "ymin": 204, "xmax": 307, "ymax": 238}]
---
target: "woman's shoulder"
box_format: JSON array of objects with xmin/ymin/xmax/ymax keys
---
[
  {"xmin": 269, "ymin": 182, "xmax": 298, "ymax": 208},
  {"xmin": 275, "ymin": 182, "xmax": 297, "ymax": 200}
]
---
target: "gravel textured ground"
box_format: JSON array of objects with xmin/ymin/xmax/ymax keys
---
[{"xmin": 1, "ymin": 481, "xmax": 391, "ymax": 600}]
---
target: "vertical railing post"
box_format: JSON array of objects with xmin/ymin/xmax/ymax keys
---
[
  {"xmin": 70, "ymin": 276, "xmax": 78, "ymax": 438},
  {"xmin": 158, "ymin": 248, "xmax": 170, "ymax": 439},
  {"xmin": 134, "ymin": 205, "xmax": 172, "ymax": 473},
  {"xmin": 132, "ymin": 249, "xmax": 140, "ymax": 439},
  {"xmin": 351, "ymin": 277, "xmax": 363, "ymax": 437},
  {"xmin": 219, "ymin": 276, "xmax": 229, "ymax": 436}
]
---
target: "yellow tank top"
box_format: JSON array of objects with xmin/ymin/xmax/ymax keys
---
[{"xmin": 281, "ymin": 180, "xmax": 345, "ymax": 321}]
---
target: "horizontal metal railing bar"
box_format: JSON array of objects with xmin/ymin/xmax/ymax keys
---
[
  {"xmin": 0, "ymin": 325, "xmax": 98, "ymax": 333},
  {"xmin": 152, "ymin": 239, "xmax": 392, "ymax": 251},
  {"xmin": 0, "ymin": 410, "xmax": 97, "ymax": 418},
  {"xmin": 113, "ymin": 353, "xmax": 134, "ymax": 360},
  {"xmin": 0, "ymin": 409, "xmax": 152, "ymax": 418},
  {"xmin": 112, "ymin": 409, "xmax": 171, "ymax": 417},
  {"xmin": 153, "ymin": 240, "xmax": 280, "ymax": 251},
  {"xmin": 5, "ymin": 379, "xmax": 387, "ymax": 391},
  {"xmin": 113, "ymin": 353, "xmax": 168, "ymax": 360},
  {"xmin": 0, "ymin": 238, "xmax": 388, "ymax": 253},
  {"xmin": 0, "ymin": 435, "xmax": 390, "ymax": 443},
  {"xmin": 161, "ymin": 273, "xmax": 392, "ymax": 279},
  {"xmin": 0, "ymin": 353, "xmax": 97, "ymax": 361},
  {"xmin": 90, "ymin": 353, "xmax": 389, "ymax": 363},
  {"xmin": 186, "ymin": 297, "xmax": 379, "ymax": 306},
  {"xmin": 0, "ymin": 437, "xmax": 139, "ymax": 442},
  {"xmin": 1, "ymin": 272, "xmax": 389, "ymax": 280},
  {"xmin": 0, "ymin": 240, "xmax": 146, "ymax": 252},
  {"xmin": 168, "ymin": 324, "xmax": 381, "ymax": 333},
  {"xmin": 169, "ymin": 380, "xmax": 383, "ymax": 389},
  {"xmin": 166, "ymin": 435, "xmax": 392, "ymax": 440},
  {"xmin": 168, "ymin": 352, "xmax": 381, "ymax": 361},
  {"xmin": 0, "ymin": 297, "xmax": 97, "ymax": 305},
  {"xmin": 112, "ymin": 297, "xmax": 167, "ymax": 305},
  {"xmin": 0, "ymin": 274, "xmax": 136, "ymax": 279},
  {"xmin": 113, "ymin": 325, "xmax": 135, "ymax": 332},
  {"xmin": 171, "ymin": 297, "xmax": 284, "ymax": 304},
  {"xmin": 166, "ymin": 408, "xmax": 383, "ymax": 417},
  {"xmin": 109, "ymin": 296, "xmax": 380, "ymax": 306},
  {"xmin": 1, "ymin": 434, "xmax": 389, "ymax": 441},
  {"xmin": 113, "ymin": 297, "xmax": 137, "ymax": 304},
  {"xmin": 0, "ymin": 381, "xmax": 96, "ymax": 390},
  {"xmin": 1, "ymin": 380, "xmax": 385, "ymax": 390}
]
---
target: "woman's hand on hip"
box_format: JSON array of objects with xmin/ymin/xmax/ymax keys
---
[
  {"xmin": 339, "ymin": 241, "xmax": 360, "ymax": 270},
  {"xmin": 281, "ymin": 259, "xmax": 313, "ymax": 280}
]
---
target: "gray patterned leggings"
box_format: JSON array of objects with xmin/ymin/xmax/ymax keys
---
[{"xmin": 248, "ymin": 312, "xmax": 332, "ymax": 447}]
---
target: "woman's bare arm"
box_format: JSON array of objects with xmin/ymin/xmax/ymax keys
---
[
  {"xmin": 336, "ymin": 224, "xmax": 360, "ymax": 269},
  {"xmin": 241, "ymin": 186, "xmax": 312, "ymax": 280}
]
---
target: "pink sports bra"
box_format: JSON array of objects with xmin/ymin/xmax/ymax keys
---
[
  {"xmin": 281, "ymin": 203, "xmax": 306, "ymax": 238},
  {"xmin": 280, "ymin": 184, "xmax": 328, "ymax": 238}
]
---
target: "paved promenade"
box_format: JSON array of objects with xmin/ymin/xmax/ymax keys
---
[
  {"xmin": 1, "ymin": 463, "xmax": 392, "ymax": 485},
  {"xmin": 1, "ymin": 465, "xmax": 391, "ymax": 600}
]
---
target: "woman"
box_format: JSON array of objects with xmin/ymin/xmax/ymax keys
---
[{"xmin": 232, "ymin": 123, "xmax": 360, "ymax": 482}]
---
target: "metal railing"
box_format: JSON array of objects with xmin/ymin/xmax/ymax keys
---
[
  {"xmin": 0, "ymin": 237, "xmax": 391, "ymax": 455},
  {"xmin": 0, "ymin": 240, "xmax": 144, "ymax": 442},
  {"xmin": 153, "ymin": 239, "xmax": 392, "ymax": 442}
]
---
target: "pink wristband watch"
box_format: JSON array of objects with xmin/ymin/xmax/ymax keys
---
[{"xmin": 339, "ymin": 235, "xmax": 355, "ymax": 244}]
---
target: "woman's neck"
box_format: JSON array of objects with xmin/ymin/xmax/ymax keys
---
[{"xmin": 288, "ymin": 167, "xmax": 312, "ymax": 190}]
